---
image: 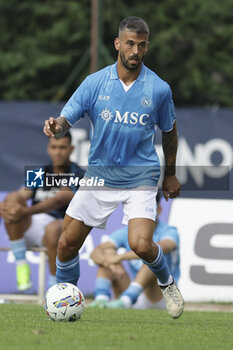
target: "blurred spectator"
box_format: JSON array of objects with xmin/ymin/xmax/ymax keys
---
[
  {"xmin": 0, "ymin": 132, "xmax": 84, "ymax": 291},
  {"xmin": 90, "ymin": 193, "xmax": 180, "ymax": 309}
]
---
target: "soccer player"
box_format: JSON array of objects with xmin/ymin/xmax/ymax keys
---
[
  {"xmin": 0, "ymin": 132, "xmax": 84, "ymax": 291},
  {"xmin": 43, "ymin": 16, "xmax": 184, "ymax": 319},
  {"xmin": 89, "ymin": 193, "xmax": 180, "ymax": 309}
]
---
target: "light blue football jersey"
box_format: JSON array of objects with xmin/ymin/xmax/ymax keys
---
[
  {"xmin": 61, "ymin": 63, "xmax": 176, "ymax": 188},
  {"xmin": 108, "ymin": 221, "xmax": 180, "ymax": 283}
]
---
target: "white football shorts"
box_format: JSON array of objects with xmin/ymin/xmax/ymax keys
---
[
  {"xmin": 66, "ymin": 184, "xmax": 158, "ymax": 229},
  {"xmin": 24, "ymin": 213, "xmax": 55, "ymax": 247}
]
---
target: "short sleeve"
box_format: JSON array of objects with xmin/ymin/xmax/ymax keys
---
[
  {"xmin": 60, "ymin": 78, "xmax": 90, "ymax": 126},
  {"xmin": 160, "ymin": 226, "xmax": 179, "ymax": 248},
  {"xmin": 157, "ymin": 85, "xmax": 176, "ymax": 132},
  {"xmin": 108, "ymin": 226, "xmax": 128, "ymax": 249}
]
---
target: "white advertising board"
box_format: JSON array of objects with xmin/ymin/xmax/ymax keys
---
[{"xmin": 169, "ymin": 198, "xmax": 233, "ymax": 302}]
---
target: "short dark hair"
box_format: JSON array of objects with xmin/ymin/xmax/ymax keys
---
[
  {"xmin": 63, "ymin": 131, "xmax": 72, "ymax": 143},
  {"xmin": 118, "ymin": 16, "xmax": 149, "ymax": 37},
  {"xmin": 50, "ymin": 131, "xmax": 72, "ymax": 143}
]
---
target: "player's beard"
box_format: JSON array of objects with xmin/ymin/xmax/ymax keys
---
[{"xmin": 120, "ymin": 51, "xmax": 143, "ymax": 71}]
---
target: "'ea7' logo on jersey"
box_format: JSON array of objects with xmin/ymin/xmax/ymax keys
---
[
  {"xmin": 99, "ymin": 108, "xmax": 150, "ymax": 125},
  {"xmin": 99, "ymin": 95, "xmax": 110, "ymax": 101}
]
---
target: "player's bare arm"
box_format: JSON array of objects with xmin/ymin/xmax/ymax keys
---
[
  {"xmin": 162, "ymin": 121, "xmax": 178, "ymax": 177},
  {"xmin": 2, "ymin": 189, "xmax": 73, "ymax": 223},
  {"xmin": 106, "ymin": 250, "xmax": 139, "ymax": 265},
  {"xmin": 162, "ymin": 121, "xmax": 181, "ymax": 201},
  {"xmin": 0, "ymin": 188, "xmax": 33, "ymax": 220},
  {"xmin": 3, "ymin": 187, "xmax": 33, "ymax": 204},
  {"xmin": 90, "ymin": 242, "xmax": 117, "ymax": 267},
  {"xmin": 107, "ymin": 239, "xmax": 177, "ymax": 265},
  {"xmin": 157, "ymin": 239, "xmax": 176, "ymax": 254},
  {"xmin": 43, "ymin": 116, "xmax": 71, "ymax": 138},
  {"xmin": 104, "ymin": 240, "xmax": 176, "ymax": 265},
  {"xmin": 91, "ymin": 242, "xmax": 129, "ymax": 280}
]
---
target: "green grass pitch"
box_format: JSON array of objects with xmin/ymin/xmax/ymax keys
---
[{"xmin": 0, "ymin": 304, "xmax": 232, "ymax": 350}]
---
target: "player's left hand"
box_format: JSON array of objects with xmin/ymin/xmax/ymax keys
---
[
  {"xmin": 1, "ymin": 202, "xmax": 27, "ymax": 223},
  {"xmin": 162, "ymin": 175, "xmax": 181, "ymax": 201}
]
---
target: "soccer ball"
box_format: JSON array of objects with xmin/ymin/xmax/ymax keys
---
[{"xmin": 44, "ymin": 283, "xmax": 85, "ymax": 322}]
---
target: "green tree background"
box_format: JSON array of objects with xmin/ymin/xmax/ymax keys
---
[{"xmin": 0, "ymin": 0, "xmax": 232, "ymax": 106}]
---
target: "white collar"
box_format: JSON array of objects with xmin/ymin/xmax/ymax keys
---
[{"xmin": 119, "ymin": 79, "xmax": 136, "ymax": 92}]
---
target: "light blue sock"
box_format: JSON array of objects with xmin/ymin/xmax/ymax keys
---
[
  {"xmin": 122, "ymin": 282, "xmax": 143, "ymax": 304},
  {"xmin": 56, "ymin": 254, "xmax": 80, "ymax": 285},
  {"xmin": 9, "ymin": 238, "xmax": 27, "ymax": 262},
  {"xmin": 142, "ymin": 243, "xmax": 171, "ymax": 285},
  {"xmin": 94, "ymin": 277, "xmax": 111, "ymax": 300},
  {"xmin": 48, "ymin": 274, "xmax": 57, "ymax": 288}
]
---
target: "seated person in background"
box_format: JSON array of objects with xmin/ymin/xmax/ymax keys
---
[
  {"xmin": 0, "ymin": 132, "xmax": 84, "ymax": 291},
  {"xmin": 90, "ymin": 193, "xmax": 180, "ymax": 309}
]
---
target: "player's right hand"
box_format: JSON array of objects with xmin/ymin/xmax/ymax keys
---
[
  {"xmin": 43, "ymin": 117, "xmax": 62, "ymax": 137},
  {"xmin": 1, "ymin": 202, "xmax": 26, "ymax": 223}
]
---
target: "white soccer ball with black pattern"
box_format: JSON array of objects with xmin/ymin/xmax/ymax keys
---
[{"xmin": 44, "ymin": 283, "xmax": 85, "ymax": 322}]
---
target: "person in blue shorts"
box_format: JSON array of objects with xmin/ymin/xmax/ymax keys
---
[
  {"xmin": 43, "ymin": 16, "xmax": 184, "ymax": 318},
  {"xmin": 89, "ymin": 193, "xmax": 180, "ymax": 309},
  {"xmin": 0, "ymin": 132, "xmax": 84, "ymax": 290}
]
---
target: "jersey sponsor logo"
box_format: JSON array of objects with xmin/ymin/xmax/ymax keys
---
[
  {"xmin": 141, "ymin": 96, "xmax": 152, "ymax": 108},
  {"xmin": 114, "ymin": 111, "xmax": 150, "ymax": 125},
  {"xmin": 99, "ymin": 108, "xmax": 150, "ymax": 125}
]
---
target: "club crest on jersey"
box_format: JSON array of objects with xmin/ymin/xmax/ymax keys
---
[{"xmin": 141, "ymin": 96, "xmax": 152, "ymax": 108}]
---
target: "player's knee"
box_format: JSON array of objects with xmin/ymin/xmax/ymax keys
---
[
  {"xmin": 57, "ymin": 230, "xmax": 78, "ymax": 253},
  {"xmin": 44, "ymin": 220, "xmax": 62, "ymax": 248},
  {"xmin": 129, "ymin": 240, "xmax": 147, "ymax": 256},
  {"xmin": 4, "ymin": 192, "xmax": 17, "ymax": 202},
  {"xmin": 129, "ymin": 238, "xmax": 152, "ymax": 259},
  {"xmin": 4, "ymin": 192, "xmax": 26, "ymax": 206},
  {"xmin": 57, "ymin": 232, "xmax": 79, "ymax": 261},
  {"xmin": 57, "ymin": 234, "xmax": 69, "ymax": 253}
]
